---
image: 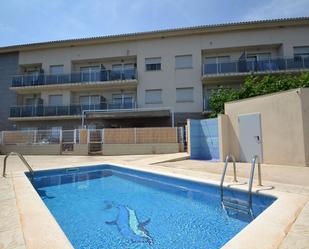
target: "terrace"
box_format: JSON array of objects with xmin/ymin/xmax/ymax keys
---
[
  {"xmin": 9, "ymin": 101, "xmax": 137, "ymax": 118},
  {"xmin": 10, "ymin": 68, "xmax": 138, "ymax": 91},
  {"xmin": 202, "ymin": 56, "xmax": 309, "ymax": 82}
]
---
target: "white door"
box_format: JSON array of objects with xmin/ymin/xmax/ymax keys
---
[{"xmin": 238, "ymin": 113, "xmax": 263, "ymax": 162}]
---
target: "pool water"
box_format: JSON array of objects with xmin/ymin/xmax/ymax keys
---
[{"xmin": 29, "ymin": 165, "xmax": 275, "ymax": 249}]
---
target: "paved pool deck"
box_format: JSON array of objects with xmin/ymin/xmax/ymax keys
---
[{"xmin": 0, "ymin": 153, "xmax": 308, "ymax": 249}]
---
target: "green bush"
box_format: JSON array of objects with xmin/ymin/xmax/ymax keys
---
[{"xmin": 208, "ymin": 72, "xmax": 309, "ymax": 117}]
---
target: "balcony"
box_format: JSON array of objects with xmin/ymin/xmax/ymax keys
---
[
  {"xmin": 202, "ymin": 56, "xmax": 309, "ymax": 80},
  {"xmin": 10, "ymin": 101, "xmax": 137, "ymax": 119},
  {"xmin": 11, "ymin": 68, "xmax": 137, "ymax": 89}
]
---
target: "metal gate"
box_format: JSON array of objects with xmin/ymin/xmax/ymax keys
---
[{"xmin": 88, "ymin": 129, "xmax": 103, "ymax": 154}]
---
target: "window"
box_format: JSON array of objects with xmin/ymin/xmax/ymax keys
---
[
  {"xmin": 112, "ymin": 94, "xmax": 134, "ymax": 104},
  {"xmin": 79, "ymin": 95, "xmax": 100, "ymax": 105},
  {"xmin": 175, "ymin": 55, "xmax": 192, "ymax": 69},
  {"xmin": 48, "ymin": 95, "xmax": 63, "ymax": 106},
  {"xmin": 145, "ymin": 57, "xmax": 161, "ymax": 71},
  {"xmin": 124, "ymin": 63, "xmax": 134, "ymax": 70},
  {"xmin": 80, "ymin": 66, "xmax": 100, "ymax": 82},
  {"xmin": 204, "ymin": 56, "xmax": 231, "ymax": 74},
  {"xmin": 21, "ymin": 127, "xmax": 37, "ymax": 131},
  {"xmin": 204, "ymin": 56, "xmax": 230, "ymax": 64},
  {"xmin": 176, "ymin": 87, "xmax": 194, "ymax": 102},
  {"xmin": 25, "ymin": 98, "xmax": 35, "ymax": 106},
  {"xmin": 294, "ymin": 46, "xmax": 309, "ymax": 59},
  {"xmin": 145, "ymin": 89, "xmax": 162, "ymax": 104},
  {"xmin": 50, "ymin": 65, "xmax": 64, "ymax": 74},
  {"xmin": 247, "ymin": 53, "xmax": 271, "ymax": 61},
  {"xmin": 112, "ymin": 64, "xmax": 122, "ymax": 71}
]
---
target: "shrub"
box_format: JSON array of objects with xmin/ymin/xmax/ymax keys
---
[{"xmin": 208, "ymin": 72, "xmax": 309, "ymax": 117}]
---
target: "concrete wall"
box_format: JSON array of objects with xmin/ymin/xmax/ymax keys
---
[
  {"xmin": 224, "ymin": 88, "xmax": 308, "ymax": 167},
  {"xmin": 0, "ymin": 52, "xmax": 18, "ymax": 130},
  {"xmin": 218, "ymin": 114, "xmax": 229, "ymax": 161},
  {"xmin": 70, "ymin": 144, "xmax": 88, "ymax": 156},
  {"xmin": 0, "ymin": 144, "xmax": 61, "ymax": 155},
  {"xmin": 102, "ymin": 143, "xmax": 180, "ymax": 155},
  {"xmin": 299, "ymin": 88, "xmax": 309, "ymax": 165}
]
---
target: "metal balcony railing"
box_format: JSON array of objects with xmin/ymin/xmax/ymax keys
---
[
  {"xmin": 203, "ymin": 56, "xmax": 309, "ymax": 76},
  {"xmin": 10, "ymin": 101, "xmax": 137, "ymax": 118},
  {"xmin": 11, "ymin": 68, "xmax": 137, "ymax": 87},
  {"xmin": 203, "ymin": 98, "xmax": 212, "ymax": 112}
]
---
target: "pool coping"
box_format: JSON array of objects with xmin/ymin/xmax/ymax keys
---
[{"xmin": 11, "ymin": 161, "xmax": 309, "ymax": 249}]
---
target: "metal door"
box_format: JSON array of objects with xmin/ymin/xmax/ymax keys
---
[{"xmin": 238, "ymin": 113, "xmax": 263, "ymax": 162}]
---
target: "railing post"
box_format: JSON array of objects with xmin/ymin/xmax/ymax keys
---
[
  {"xmin": 33, "ymin": 130, "xmax": 37, "ymax": 144},
  {"xmin": 102, "ymin": 129, "xmax": 104, "ymax": 144},
  {"xmin": 134, "ymin": 128, "xmax": 137, "ymax": 144},
  {"xmin": 59, "ymin": 130, "xmax": 63, "ymax": 144},
  {"xmin": 1, "ymin": 131, "xmax": 4, "ymax": 145},
  {"xmin": 73, "ymin": 129, "xmax": 77, "ymax": 144},
  {"xmin": 176, "ymin": 127, "xmax": 178, "ymax": 143},
  {"xmin": 302, "ymin": 57, "xmax": 305, "ymax": 69}
]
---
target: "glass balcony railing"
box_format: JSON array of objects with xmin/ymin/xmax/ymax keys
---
[
  {"xmin": 11, "ymin": 68, "xmax": 137, "ymax": 87},
  {"xmin": 203, "ymin": 57, "xmax": 309, "ymax": 76},
  {"xmin": 10, "ymin": 101, "xmax": 137, "ymax": 118}
]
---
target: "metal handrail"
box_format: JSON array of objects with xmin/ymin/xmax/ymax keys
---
[
  {"xmin": 3, "ymin": 152, "xmax": 34, "ymax": 180},
  {"xmin": 220, "ymin": 154, "xmax": 237, "ymax": 201},
  {"xmin": 203, "ymin": 56, "xmax": 309, "ymax": 75},
  {"xmin": 248, "ymin": 155, "xmax": 262, "ymax": 210},
  {"xmin": 11, "ymin": 68, "xmax": 138, "ymax": 87}
]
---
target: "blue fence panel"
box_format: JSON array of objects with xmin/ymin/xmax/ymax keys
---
[{"xmin": 189, "ymin": 118, "xmax": 219, "ymax": 160}]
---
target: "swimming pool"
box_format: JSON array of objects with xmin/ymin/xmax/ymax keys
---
[{"xmin": 28, "ymin": 165, "xmax": 276, "ymax": 249}]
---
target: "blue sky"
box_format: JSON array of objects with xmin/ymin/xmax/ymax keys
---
[{"xmin": 0, "ymin": 0, "xmax": 309, "ymax": 47}]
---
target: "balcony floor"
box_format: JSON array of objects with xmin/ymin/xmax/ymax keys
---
[{"xmin": 10, "ymin": 79, "xmax": 138, "ymax": 93}]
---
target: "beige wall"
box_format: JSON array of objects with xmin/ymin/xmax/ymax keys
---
[
  {"xmin": 218, "ymin": 114, "xmax": 230, "ymax": 161},
  {"xmin": 0, "ymin": 144, "xmax": 61, "ymax": 155},
  {"xmin": 224, "ymin": 88, "xmax": 308, "ymax": 167},
  {"xmin": 17, "ymin": 25, "xmax": 309, "ymax": 114},
  {"xmin": 300, "ymin": 88, "xmax": 309, "ymax": 165},
  {"xmin": 102, "ymin": 143, "xmax": 179, "ymax": 155}
]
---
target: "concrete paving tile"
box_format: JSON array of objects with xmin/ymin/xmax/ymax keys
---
[{"xmin": 0, "ymin": 229, "xmax": 25, "ymax": 249}]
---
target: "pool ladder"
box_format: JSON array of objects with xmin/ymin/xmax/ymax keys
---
[
  {"xmin": 220, "ymin": 155, "xmax": 262, "ymax": 218},
  {"xmin": 2, "ymin": 152, "xmax": 34, "ymax": 181}
]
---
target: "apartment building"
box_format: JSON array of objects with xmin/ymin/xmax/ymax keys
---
[{"xmin": 0, "ymin": 17, "xmax": 309, "ymax": 131}]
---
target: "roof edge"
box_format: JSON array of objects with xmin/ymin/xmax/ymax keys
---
[{"xmin": 1, "ymin": 17, "xmax": 309, "ymax": 53}]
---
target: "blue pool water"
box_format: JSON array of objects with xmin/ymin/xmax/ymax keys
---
[{"xmin": 29, "ymin": 165, "xmax": 276, "ymax": 249}]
